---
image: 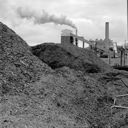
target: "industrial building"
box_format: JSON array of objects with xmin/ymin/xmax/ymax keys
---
[
  {"xmin": 60, "ymin": 22, "xmax": 127, "ymax": 66},
  {"xmin": 61, "ymin": 29, "xmax": 90, "ymax": 48},
  {"xmin": 61, "ymin": 22, "xmax": 117, "ymax": 54}
]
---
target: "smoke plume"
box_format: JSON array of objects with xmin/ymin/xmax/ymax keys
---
[{"xmin": 17, "ymin": 7, "xmax": 76, "ymax": 29}]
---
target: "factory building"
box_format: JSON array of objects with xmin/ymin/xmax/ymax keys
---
[
  {"xmin": 60, "ymin": 22, "xmax": 121, "ymax": 66},
  {"xmin": 61, "ymin": 29, "xmax": 75, "ymax": 45},
  {"xmin": 91, "ymin": 22, "xmax": 117, "ymax": 58},
  {"xmin": 61, "ymin": 29, "xmax": 90, "ymax": 48}
]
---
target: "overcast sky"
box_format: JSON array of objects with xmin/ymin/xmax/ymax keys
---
[{"xmin": 0, "ymin": 0, "xmax": 127, "ymax": 46}]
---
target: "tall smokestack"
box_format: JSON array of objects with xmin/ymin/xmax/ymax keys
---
[
  {"xmin": 105, "ymin": 22, "xmax": 109, "ymax": 40},
  {"xmin": 105, "ymin": 22, "xmax": 110, "ymax": 64}
]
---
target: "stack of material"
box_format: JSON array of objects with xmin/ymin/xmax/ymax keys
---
[
  {"xmin": 0, "ymin": 22, "xmax": 51, "ymax": 95},
  {"xmin": 1, "ymin": 22, "xmax": 128, "ymax": 128},
  {"xmin": 31, "ymin": 43, "xmax": 112, "ymax": 73}
]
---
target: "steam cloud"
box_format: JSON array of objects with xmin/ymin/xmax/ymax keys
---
[{"xmin": 17, "ymin": 7, "xmax": 76, "ymax": 29}]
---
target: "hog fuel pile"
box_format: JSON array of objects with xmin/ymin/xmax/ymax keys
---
[{"xmin": 1, "ymin": 22, "xmax": 128, "ymax": 128}]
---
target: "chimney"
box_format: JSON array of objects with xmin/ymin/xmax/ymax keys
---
[{"xmin": 105, "ymin": 22, "xmax": 109, "ymax": 40}]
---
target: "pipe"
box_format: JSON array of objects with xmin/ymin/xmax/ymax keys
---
[
  {"xmin": 75, "ymin": 29, "xmax": 78, "ymax": 46},
  {"xmin": 83, "ymin": 41, "xmax": 84, "ymax": 48}
]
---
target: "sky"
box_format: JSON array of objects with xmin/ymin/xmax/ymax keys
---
[{"xmin": 0, "ymin": 0, "xmax": 127, "ymax": 46}]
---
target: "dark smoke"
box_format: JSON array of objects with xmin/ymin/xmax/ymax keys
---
[{"xmin": 17, "ymin": 7, "xmax": 76, "ymax": 29}]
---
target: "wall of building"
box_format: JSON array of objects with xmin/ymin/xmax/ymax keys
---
[{"xmin": 61, "ymin": 36, "xmax": 74, "ymax": 45}]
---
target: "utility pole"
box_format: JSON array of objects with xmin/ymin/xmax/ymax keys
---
[
  {"xmin": 124, "ymin": 48, "xmax": 126, "ymax": 66},
  {"xmin": 120, "ymin": 48, "xmax": 123, "ymax": 66},
  {"xmin": 83, "ymin": 41, "xmax": 84, "ymax": 48},
  {"xmin": 125, "ymin": 0, "xmax": 128, "ymax": 65},
  {"xmin": 127, "ymin": 0, "xmax": 128, "ymax": 41}
]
